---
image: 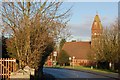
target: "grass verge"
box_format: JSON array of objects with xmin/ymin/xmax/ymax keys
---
[{"xmin": 46, "ymin": 65, "xmax": 117, "ymax": 74}]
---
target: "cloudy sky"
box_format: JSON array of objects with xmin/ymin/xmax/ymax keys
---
[{"xmin": 61, "ymin": 2, "xmax": 118, "ymax": 41}]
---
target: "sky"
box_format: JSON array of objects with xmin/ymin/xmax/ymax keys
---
[
  {"xmin": 61, "ymin": 2, "xmax": 118, "ymax": 41},
  {"xmin": 0, "ymin": 1, "xmax": 118, "ymax": 41}
]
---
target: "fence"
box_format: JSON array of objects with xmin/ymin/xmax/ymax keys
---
[{"xmin": 0, "ymin": 58, "xmax": 16, "ymax": 79}]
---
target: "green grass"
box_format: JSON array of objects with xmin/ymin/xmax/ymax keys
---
[{"xmin": 65, "ymin": 66, "xmax": 114, "ymax": 73}]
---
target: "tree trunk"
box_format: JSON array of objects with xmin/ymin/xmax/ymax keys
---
[
  {"xmin": 38, "ymin": 66, "xmax": 43, "ymax": 79},
  {"xmin": 34, "ymin": 66, "xmax": 43, "ymax": 80},
  {"xmin": 95, "ymin": 62, "xmax": 98, "ymax": 69},
  {"xmin": 118, "ymin": 59, "xmax": 120, "ymax": 79},
  {"xmin": 111, "ymin": 63, "xmax": 114, "ymax": 71},
  {"xmin": 19, "ymin": 60, "xmax": 22, "ymax": 69}
]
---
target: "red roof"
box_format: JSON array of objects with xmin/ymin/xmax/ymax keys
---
[{"xmin": 62, "ymin": 42, "xmax": 92, "ymax": 59}]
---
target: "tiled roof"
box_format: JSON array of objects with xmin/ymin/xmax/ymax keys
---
[{"xmin": 62, "ymin": 42, "xmax": 92, "ymax": 59}]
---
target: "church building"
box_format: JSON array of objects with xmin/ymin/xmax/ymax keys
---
[{"xmin": 62, "ymin": 14, "xmax": 103, "ymax": 66}]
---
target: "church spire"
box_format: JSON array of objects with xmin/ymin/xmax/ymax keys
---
[
  {"xmin": 92, "ymin": 13, "xmax": 102, "ymax": 30},
  {"xmin": 91, "ymin": 13, "xmax": 103, "ymax": 48}
]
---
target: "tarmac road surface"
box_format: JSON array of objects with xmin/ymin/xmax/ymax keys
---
[{"xmin": 43, "ymin": 68, "xmax": 118, "ymax": 80}]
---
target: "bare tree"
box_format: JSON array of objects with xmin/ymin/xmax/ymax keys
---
[
  {"xmin": 92, "ymin": 20, "xmax": 119, "ymax": 70},
  {"xmin": 1, "ymin": 1, "xmax": 71, "ymax": 78},
  {"xmin": 117, "ymin": 17, "xmax": 120, "ymax": 77}
]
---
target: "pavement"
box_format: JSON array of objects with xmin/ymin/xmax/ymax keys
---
[{"xmin": 43, "ymin": 67, "xmax": 119, "ymax": 80}]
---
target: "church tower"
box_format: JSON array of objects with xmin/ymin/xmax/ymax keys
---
[{"xmin": 91, "ymin": 13, "xmax": 103, "ymax": 48}]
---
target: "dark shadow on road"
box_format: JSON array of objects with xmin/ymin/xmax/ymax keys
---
[{"xmin": 43, "ymin": 73, "xmax": 55, "ymax": 80}]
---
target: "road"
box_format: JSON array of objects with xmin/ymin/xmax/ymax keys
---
[{"xmin": 43, "ymin": 68, "xmax": 118, "ymax": 80}]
